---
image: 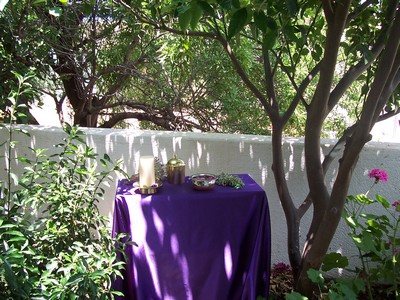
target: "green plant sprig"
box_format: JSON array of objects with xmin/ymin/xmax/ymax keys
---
[{"xmin": 215, "ymin": 173, "xmax": 244, "ymax": 189}]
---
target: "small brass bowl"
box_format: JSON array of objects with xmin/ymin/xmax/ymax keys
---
[{"xmin": 191, "ymin": 173, "xmax": 216, "ymax": 191}]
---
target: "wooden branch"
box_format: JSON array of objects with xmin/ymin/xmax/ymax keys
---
[
  {"xmin": 113, "ymin": 0, "xmax": 274, "ymax": 119},
  {"xmin": 328, "ymin": 42, "xmax": 385, "ymax": 110},
  {"xmin": 262, "ymin": 49, "xmax": 279, "ymax": 115},
  {"xmin": 99, "ymin": 111, "xmax": 173, "ymax": 129},
  {"xmin": 305, "ymin": 0, "xmax": 352, "ymax": 202},
  {"xmin": 329, "ymin": 0, "xmax": 399, "ymax": 110},
  {"xmin": 373, "ymin": 50, "xmax": 400, "ymax": 122},
  {"xmin": 356, "ymin": 6, "xmax": 400, "ymax": 135}
]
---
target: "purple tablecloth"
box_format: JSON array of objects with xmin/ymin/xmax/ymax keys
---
[{"xmin": 112, "ymin": 174, "xmax": 270, "ymax": 300}]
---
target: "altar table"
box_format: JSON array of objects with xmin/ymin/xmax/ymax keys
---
[{"xmin": 112, "ymin": 174, "xmax": 270, "ymax": 300}]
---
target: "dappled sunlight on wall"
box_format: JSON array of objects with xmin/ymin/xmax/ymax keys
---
[{"xmin": 1, "ymin": 124, "xmax": 399, "ymax": 267}]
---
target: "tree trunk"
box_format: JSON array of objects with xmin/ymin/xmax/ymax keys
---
[{"xmin": 271, "ymin": 125, "xmax": 302, "ymax": 278}]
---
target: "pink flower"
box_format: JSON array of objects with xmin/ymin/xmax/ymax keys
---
[
  {"xmin": 272, "ymin": 262, "xmax": 292, "ymax": 275},
  {"xmin": 393, "ymin": 201, "xmax": 400, "ymax": 212},
  {"xmin": 388, "ymin": 240, "xmax": 392, "ymax": 245},
  {"xmin": 368, "ymin": 169, "xmax": 388, "ymax": 183},
  {"xmin": 395, "ymin": 249, "xmax": 399, "ymax": 255}
]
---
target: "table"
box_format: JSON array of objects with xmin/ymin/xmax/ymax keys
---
[{"xmin": 112, "ymin": 174, "xmax": 270, "ymax": 300}]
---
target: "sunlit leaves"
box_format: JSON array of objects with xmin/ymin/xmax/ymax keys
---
[
  {"xmin": 376, "ymin": 194, "xmax": 390, "ymax": 208},
  {"xmin": 1, "ymin": 124, "xmax": 127, "ymax": 297},
  {"xmin": 177, "ymin": 1, "xmax": 208, "ymax": 31}
]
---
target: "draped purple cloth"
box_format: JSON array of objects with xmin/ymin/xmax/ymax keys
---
[{"xmin": 112, "ymin": 174, "xmax": 270, "ymax": 300}]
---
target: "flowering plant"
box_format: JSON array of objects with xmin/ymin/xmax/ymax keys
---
[
  {"xmin": 343, "ymin": 168, "xmax": 399, "ymax": 299},
  {"xmin": 367, "ymin": 168, "xmax": 388, "ymax": 183},
  {"xmin": 268, "ymin": 263, "xmax": 293, "ymax": 299}
]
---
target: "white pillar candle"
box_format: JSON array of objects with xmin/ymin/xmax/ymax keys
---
[{"xmin": 139, "ymin": 156, "xmax": 156, "ymax": 188}]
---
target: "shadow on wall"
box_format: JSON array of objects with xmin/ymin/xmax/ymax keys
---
[{"xmin": 1, "ymin": 125, "xmax": 399, "ymax": 267}]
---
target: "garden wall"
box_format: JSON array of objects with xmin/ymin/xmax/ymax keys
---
[{"xmin": 1, "ymin": 125, "xmax": 399, "ymax": 272}]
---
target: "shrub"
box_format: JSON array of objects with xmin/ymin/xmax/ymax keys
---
[{"xmin": 0, "ymin": 73, "xmax": 127, "ymax": 299}]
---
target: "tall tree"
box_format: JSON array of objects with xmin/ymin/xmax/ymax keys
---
[
  {"xmin": 113, "ymin": 0, "xmax": 400, "ymax": 296},
  {"xmin": 1, "ymin": 0, "xmax": 273, "ymax": 133}
]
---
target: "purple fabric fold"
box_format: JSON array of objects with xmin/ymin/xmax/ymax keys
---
[{"xmin": 112, "ymin": 174, "xmax": 271, "ymax": 300}]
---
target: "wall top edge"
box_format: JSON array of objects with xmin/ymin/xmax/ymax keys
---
[{"xmin": 6, "ymin": 124, "xmax": 400, "ymax": 148}]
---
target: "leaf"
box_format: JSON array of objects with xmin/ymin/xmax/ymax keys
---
[
  {"xmin": 307, "ymin": 269, "xmax": 325, "ymax": 287},
  {"xmin": 4, "ymin": 230, "xmax": 25, "ymax": 237},
  {"xmin": 285, "ymin": 292, "xmax": 308, "ymax": 300},
  {"xmin": 345, "ymin": 277, "xmax": 365, "ymax": 293},
  {"xmin": 228, "ymin": 8, "xmax": 248, "ymax": 39},
  {"xmin": 91, "ymin": 269, "xmax": 106, "ymax": 278},
  {"xmin": 232, "ymin": 0, "xmax": 240, "ymax": 9},
  {"xmin": 254, "ymin": 10, "xmax": 267, "ymax": 32},
  {"xmin": 0, "ymin": 223, "xmax": 17, "ymax": 229},
  {"xmin": 178, "ymin": 8, "xmax": 192, "ymax": 31},
  {"xmin": 197, "ymin": 1, "xmax": 215, "ymax": 16},
  {"xmin": 285, "ymin": 0, "xmax": 298, "ymax": 16},
  {"xmin": 190, "ymin": 2, "xmax": 203, "ymax": 30},
  {"xmin": 345, "ymin": 215, "xmax": 357, "ymax": 228},
  {"xmin": 311, "ymin": 44, "xmax": 323, "ymax": 61},
  {"xmin": 217, "ymin": 0, "xmax": 232, "ymax": 10},
  {"xmin": 46, "ymin": 260, "xmax": 58, "ymax": 272},
  {"xmin": 66, "ymin": 274, "xmax": 83, "ymax": 285},
  {"xmin": 322, "ymin": 252, "xmax": 349, "ymax": 271},
  {"xmin": 331, "ymin": 282, "xmax": 358, "ymax": 300},
  {"xmin": 263, "ymin": 30, "xmax": 277, "ymax": 50},
  {"xmin": 356, "ymin": 193, "xmax": 374, "ymax": 204},
  {"xmin": 17, "ymin": 157, "xmax": 31, "ymax": 163},
  {"xmin": 8, "ymin": 236, "xmax": 27, "ymax": 242},
  {"xmin": 354, "ymin": 231, "xmax": 376, "ymax": 253},
  {"xmin": 376, "ymin": 194, "xmax": 389, "ymax": 208},
  {"xmin": 2, "ymin": 259, "xmax": 20, "ymax": 292}
]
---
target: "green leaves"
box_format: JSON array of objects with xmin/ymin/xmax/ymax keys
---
[
  {"xmin": 285, "ymin": 292, "xmax": 308, "ymax": 300},
  {"xmin": 344, "ymin": 189, "xmax": 400, "ymax": 294},
  {"xmin": 217, "ymin": 0, "xmax": 232, "ymax": 10},
  {"xmin": 253, "ymin": 10, "xmax": 277, "ymax": 49},
  {"xmin": 322, "ymin": 252, "xmax": 349, "ymax": 272},
  {"xmin": 254, "ymin": 10, "xmax": 268, "ymax": 33},
  {"xmin": 285, "ymin": 0, "xmax": 298, "ymax": 16},
  {"xmin": 178, "ymin": 6, "xmax": 192, "ymax": 31},
  {"xmin": 307, "ymin": 268, "xmax": 326, "ymax": 287},
  {"xmin": 376, "ymin": 194, "xmax": 389, "ymax": 208},
  {"xmin": 177, "ymin": 1, "xmax": 208, "ymax": 31},
  {"xmin": 228, "ymin": 8, "xmax": 248, "ymax": 39},
  {"xmin": 0, "ymin": 123, "xmax": 127, "ymax": 298}
]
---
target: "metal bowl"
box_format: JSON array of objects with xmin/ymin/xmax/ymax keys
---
[{"xmin": 191, "ymin": 173, "xmax": 216, "ymax": 191}]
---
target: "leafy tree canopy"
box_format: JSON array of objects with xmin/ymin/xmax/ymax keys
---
[{"xmin": 113, "ymin": 0, "xmax": 400, "ymax": 296}]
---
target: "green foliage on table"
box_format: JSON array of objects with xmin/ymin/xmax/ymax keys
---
[
  {"xmin": 0, "ymin": 72, "xmax": 128, "ymax": 299},
  {"xmin": 215, "ymin": 173, "xmax": 245, "ymax": 189}
]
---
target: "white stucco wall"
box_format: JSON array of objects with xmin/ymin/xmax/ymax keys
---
[{"xmin": 1, "ymin": 125, "xmax": 399, "ymax": 270}]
